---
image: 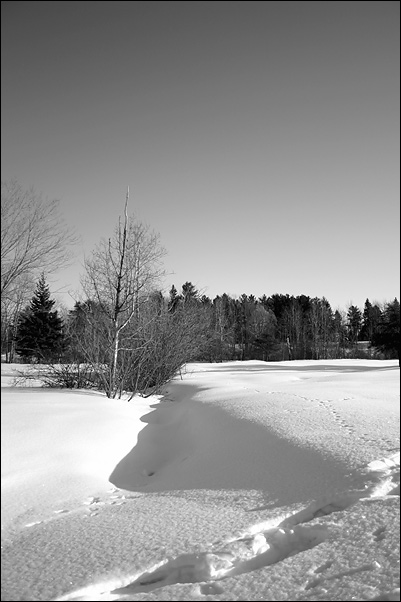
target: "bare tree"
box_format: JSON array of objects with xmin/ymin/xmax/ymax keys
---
[
  {"xmin": 1, "ymin": 180, "xmax": 77, "ymax": 301},
  {"xmin": 81, "ymin": 189, "xmax": 166, "ymax": 397},
  {"xmin": 249, "ymin": 304, "xmax": 278, "ymax": 361},
  {"xmin": 116, "ymin": 296, "xmax": 211, "ymax": 398},
  {"xmin": 309, "ymin": 297, "xmax": 334, "ymax": 359},
  {"xmin": 1, "ymin": 275, "xmax": 34, "ymax": 362}
]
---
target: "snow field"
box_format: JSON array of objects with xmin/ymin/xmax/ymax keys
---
[{"xmin": 1, "ymin": 360, "xmax": 399, "ymax": 601}]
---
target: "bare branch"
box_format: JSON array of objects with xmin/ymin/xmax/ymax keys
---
[
  {"xmin": 79, "ymin": 196, "xmax": 166, "ymax": 397},
  {"xmin": 1, "ymin": 180, "xmax": 77, "ymax": 299}
]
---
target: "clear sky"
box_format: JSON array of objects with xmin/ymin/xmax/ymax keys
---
[{"xmin": 1, "ymin": 1, "xmax": 400, "ymax": 311}]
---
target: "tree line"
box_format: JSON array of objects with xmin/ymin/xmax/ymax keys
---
[
  {"xmin": 4, "ymin": 275, "xmax": 399, "ymax": 391},
  {"xmin": 1, "ymin": 181, "xmax": 400, "ymax": 398}
]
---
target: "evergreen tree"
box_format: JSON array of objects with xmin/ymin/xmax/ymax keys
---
[
  {"xmin": 65, "ymin": 300, "xmax": 108, "ymax": 363},
  {"xmin": 371, "ymin": 298, "xmax": 400, "ymax": 362},
  {"xmin": 181, "ymin": 281, "xmax": 199, "ymax": 304},
  {"xmin": 15, "ymin": 274, "xmax": 64, "ymax": 361},
  {"xmin": 359, "ymin": 299, "xmax": 382, "ymax": 342},
  {"xmin": 347, "ymin": 305, "xmax": 362, "ymax": 345},
  {"xmin": 168, "ymin": 285, "xmax": 181, "ymax": 312}
]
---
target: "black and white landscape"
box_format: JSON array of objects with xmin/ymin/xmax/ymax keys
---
[{"xmin": 1, "ymin": 360, "xmax": 399, "ymax": 601}]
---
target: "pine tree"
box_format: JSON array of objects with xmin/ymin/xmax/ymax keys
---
[
  {"xmin": 360, "ymin": 299, "xmax": 382, "ymax": 342},
  {"xmin": 168, "ymin": 285, "xmax": 181, "ymax": 312},
  {"xmin": 347, "ymin": 305, "xmax": 362, "ymax": 345},
  {"xmin": 372, "ymin": 298, "xmax": 400, "ymax": 362},
  {"xmin": 181, "ymin": 281, "xmax": 199, "ymax": 304},
  {"xmin": 16, "ymin": 274, "xmax": 64, "ymax": 362}
]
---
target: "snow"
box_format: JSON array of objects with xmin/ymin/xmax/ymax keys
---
[{"xmin": 1, "ymin": 360, "xmax": 399, "ymax": 602}]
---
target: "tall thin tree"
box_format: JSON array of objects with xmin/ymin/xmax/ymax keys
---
[{"xmin": 81, "ymin": 189, "xmax": 166, "ymax": 397}]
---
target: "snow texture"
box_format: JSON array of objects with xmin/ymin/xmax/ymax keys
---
[{"xmin": 1, "ymin": 360, "xmax": 399, "ymax": 602}]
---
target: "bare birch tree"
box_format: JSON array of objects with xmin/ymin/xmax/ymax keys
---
[{"xmin": 81, "ymin": 189, "xmax": 166, "ymax": 397}]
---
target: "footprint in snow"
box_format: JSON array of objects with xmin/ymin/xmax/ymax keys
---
[{"xmin": 55, "ymin": 451, "xmax": 401, "ymax": 601}]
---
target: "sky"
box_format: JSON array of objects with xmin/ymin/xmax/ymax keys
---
[
  {"xmin": 1, "ymin": 1, "xmax": 400, "ymax": 311},
  {"xmin": 1, "ymin": 359, "xmax": 400, "ymax": 601}
]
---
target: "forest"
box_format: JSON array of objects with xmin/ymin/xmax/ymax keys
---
[
  {"xmin": 1, "ymin": 181, "xmax": 399, "ymax": 397},
  {"xmin": 2, "ymin": 274, "xmax": 399, "ymax": 395}
]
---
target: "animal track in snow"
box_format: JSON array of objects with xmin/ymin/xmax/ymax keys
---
[
  {"xmin": 316, "ymin": 398, "xmax": 398, "ymax": 451},
  {"xmin": 314, "ymin": 558, "xmax": 334, "ymax": 573},
  {"xmin": 304, "ymin": 560, "xmax": 381, "ymax": 591},
  {"xmin": 23, "ymin": 488, "xmax": 129, "ymax": 529},
  {"xmin": 262, "ymin": 391, "xmax": 398, "ymax": 452},
  {"xmin": 55, "ymin": 451, "xmax": 400, "ymax": 601},
  {"xmin": 372, "ymin": 526, "xmax": 386, "ymax": 542}
]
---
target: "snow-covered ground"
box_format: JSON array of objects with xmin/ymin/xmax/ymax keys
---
[{"xmin": 1, "ymin": 360, "xmax": 399, "ymax": 602}]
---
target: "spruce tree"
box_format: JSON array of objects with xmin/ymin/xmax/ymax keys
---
[
  {"xmin": 16, "ymin": 274, "xmax": 64, "ymax": 362},
  {"xmin": 360, "ymin": 299, "xmax": 382, "ymax": 342},
  {"xmin": 372, "ymin": 298, "xmax": 400, "ymax": 362},
  {"xmin": 168, "ymin": 285, "xmax": 181, "ymax": 312},
  {"xmin": 181, "ymin": 281, "xmax": 199, "ymax": 304},
  {"xmin": 347, "ymin": 305, "xmax": 362, "ymax": 345}
]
